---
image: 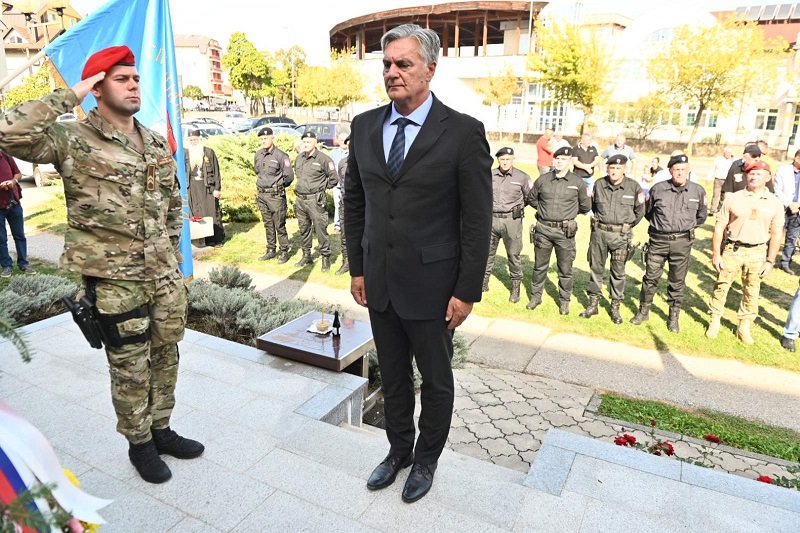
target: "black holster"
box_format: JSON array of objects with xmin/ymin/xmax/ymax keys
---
[
  {"xmin": 624, "ymin": 241, "xmax": 641, "ymax": 262},
  {"xmin": 62, "ymin": 295, "xmax": 105, "ymax": 349},
  {"xmin": 512, "ymin": 204, "xmax": 524, "ymax": 220},
  {"xmin": 563, "ymin": 219, "xmax": 578, "ymax": 239},
  {"xmin": 529, "ymin": 224, "xmax": 537, "ymax": 244},
  {"xmin": 641, "ymin": 242, "xmax": 650, "ymax": 269}
]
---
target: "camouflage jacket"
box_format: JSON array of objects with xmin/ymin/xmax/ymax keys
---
[{"xmin": 0, "ymin": 89, "xmax": 182, "ymax": 281}]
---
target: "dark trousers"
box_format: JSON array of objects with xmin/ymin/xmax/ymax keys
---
[
  {"xmin": 484, "ymin": 216, "xmax": 523, "ymax": 281},
  {"xmin": 531, "ymin": 223, "xmax": 576, "ymax": 302},
  {"xmin": 338, "ymin": 196, "xmax": 347, "ymax": 261},
  {"xmin": 0, "ymin": 203, "xmax": 28, "ymax": 269},
  {"xmin": 710, "ymin": 179, "xmax": 725, "ymax": 214},
  {"xmin": 369, "ymin": 302, "xmax": 454, "ymax": 465},
  {"xmin": 295, "ymin": 193, "xmax": 330, "ymax": 257},
  {"xmin": 205, "ymin": 199, "xmax": 226, "ymax": 246},
  {"xmin": 781, "ymin": 212, "xmax": 800, "ymax": 268},
  {"xmin": 639, "ymin": 233, "xmax": 693, "ymax": 307},
  {"xmin": 587, "ymin": 228, "xmax": 631, "ymax": 300},
  {"xmin": 257, "ymin": 193, "xmax": 288, "ymax": 253}
]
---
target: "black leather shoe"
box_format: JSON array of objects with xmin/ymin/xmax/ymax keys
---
[
  {"xmin": 152, "ymin": 427, "xmax": 204, "ymax": 459},
  {"xmin": 129, "ymin": 440, "xmax": 171, "ymax": 484},
  {"xmin": 367, "ymin": 453, "xmax": 413, "ymax": 490},
  {"xmin": 402, "ymin": 462, "xmax": 436, "ymax": 503},
  {"xmin": 780, "ymin": 264, "xmax": 794, "ymax": 275},
  {"xmin": 782, "ymin": 336, "xmax": 796, "ymax": 352}
]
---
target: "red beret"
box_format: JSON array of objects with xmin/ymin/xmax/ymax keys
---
[
  {"xmin": 81, "ymin": 45, "xmax": 136, "ymax": 80},
  {"xmin": 745, "ymin": 160, "xmax": 770, "ymax": 173}
]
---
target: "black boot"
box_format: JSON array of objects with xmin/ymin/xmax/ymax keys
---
[
  {"xmin": 321, "ymin": 256, "xmax": 331, "ymax": 272},
  {"xmin": 258, "ymin": 250, "xmax": 277, "ymax": 261},
  {"xmin": 580, "ymin": 294, "xmax": 600, "ymax": 318},
  {"xmin": 509, "ymin": 280, "xmax": 521, "ymax": 303},
  {"xmin": 482, "ymin": 275, "xmax": 490, "ymax": 292},
  {"xmin": 129, "ymin": 440, "xmax": 171, "ymax": 484},
  {"xmin": 277, "ymin": 251, "xmax": 289, "ymax": 264},
  {"xmin": 335, "ymin": 258, "xmax": 349, "ymax": 275},
  {"xmin": 630, "ymin": 304, "xmax": 651, "ymax": 325},
  {"xmin": 668, "ymin": 306, "xmax": 681, "ymax": 333},
  {"xmin": 559, "ymin": 301, "xmax": 570, "ymax": 315},
  {"xmin": 610, "ymin": 299, "xmax": 623, "ymax": 324},
  {"xmin": 152, "ymin": 427, "xmax": 205, "ymax": 459},
  {"xmin": 526, "ymin": 296, "xmax": 541, "ymax": 310},
  {"xmin": 294, "ymin": 252, "xmax": 313, "ymax": 267}
]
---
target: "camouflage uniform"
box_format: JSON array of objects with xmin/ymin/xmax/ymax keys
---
[{"xmin": 0, "ymin": 88, "xmax": 186, "ymax": 444}]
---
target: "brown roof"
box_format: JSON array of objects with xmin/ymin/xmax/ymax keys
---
[{"xmin": 175, "ymin": 34, "xmax": 221, "ymax": 54}]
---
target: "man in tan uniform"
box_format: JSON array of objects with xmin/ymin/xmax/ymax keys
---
[{"xmin": 707, "ymin": 160, "xmax": 784, "ymax": 344}]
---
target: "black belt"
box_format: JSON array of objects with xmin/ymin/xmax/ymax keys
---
[
  {"xmin": 595, "ymin": 221, "xmax": 631, "ymax": 233},
  {"xmin": 728, "ymin": 241, "xmax": 766, "ymax": 248},
  {"xmin": 538, "ymin": 219, "xmax": 572, "ymax": 228},
  {"xmin": 493, "ymin": 211, "xmax": 514, "ymax": 218},
  {"xmin": 649, "ymin": 229, "xmax": 691, "ymax": 240},
  {"xmin": 258, "ymin": 186, "xmax": 282, "ymax": 193},
  {"xmin": 295, "ymin": 191, "xmax": 321, "ymax": 199}
]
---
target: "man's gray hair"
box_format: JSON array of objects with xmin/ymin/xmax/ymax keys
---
[{"xmin": 381, "ymin": 24, "xmax": 440, "ymax": 65}]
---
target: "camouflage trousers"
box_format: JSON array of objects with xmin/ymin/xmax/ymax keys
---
[
  {"xmin": 708, "ymin": 242, "xmax": 767, "ymax": 321},
  {"xmin": 91, "ymin": 270, "xmax": 187, "ymax": 444}
]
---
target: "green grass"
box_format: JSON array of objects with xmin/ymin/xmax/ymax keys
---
[
  {"xmin": 598, "ymin": 392, "xmax": 800, "ymax": 462},
  {"xmin": 24, "ymin": 189, "xmax": 68, "ymax": 236}
]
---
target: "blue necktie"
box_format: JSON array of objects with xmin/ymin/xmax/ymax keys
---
[{"xmin": 387, "ymin": 117, "xmax": 412, "ymax": 179}]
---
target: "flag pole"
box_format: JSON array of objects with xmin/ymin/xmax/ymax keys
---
[{"xmin": 0, "ymin": 50, "xmax": 47, "ymax": 91}]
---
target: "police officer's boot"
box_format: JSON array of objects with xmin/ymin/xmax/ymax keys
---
[
  {"xmin": 128, "ymin": 440, "xmax": 171, "ymax": 484},
  {"xmin": 705, "ymin": 315, "xmax": 722, "ymax": 339},
  {"xmin": 737, "ymin": 319, "xmax": 755, "ymax": 345},
  {"xmin": 152, "ymin": 427, "xmax": 205, "ymax": 459},
  {"xmin": 667, "ymin": 306, "xmax": 681, "ymax": 333},
  {"xmin": 277, "ymin": 251, "xmax": 289, "ymax": 264},
  {"xmin": 294, "ymin": 252, "xmax": 313, "ymax": 267},
  {"xmin": 482, "ymin": 275, "xmax": 490, "ymax": 292},
  {"xmin": 258, "ymin": 250, "xmax": 277, "ymax": 261},
  {"xmin": 559, "ymin": 301, "xmax": 570, "ymax": 315},
  {"xmin": 321, "ymin": 256, "xmax": 331, "ymax": 272},
  {"xmin": 509, "ymin": 280, "xmax": 521, "ymax": 303},
  {"xmin": 630, "ymin": 304, "xmax": 651, "ymax": 325},
  {"xmin": 526, "ymin": 295, "xmax": 542, "ymax": 310},
  {"xmin": 580, "ymin": 294, "xmax": 600, "ymax": 319},
  {"xmin": 335, "ymin": 258, "xmax": 349, "ymax": 275},
  {"xmin": 609, "ymin": 299, "xmax": 623, "ymax": 324}
]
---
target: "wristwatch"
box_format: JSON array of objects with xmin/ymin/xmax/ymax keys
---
[{"xmin": 766, "ymin": 259, "xmax": 775, "ymax": 264}]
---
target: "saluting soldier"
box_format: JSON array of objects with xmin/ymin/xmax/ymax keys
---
[
  {"xmin": 631, "ymin": 154, "xmax": 708, "ymax": 332},
  {"xmin": 255, "ymin": 127, "xmax": 294, "ymax": 263},
  {"xmin": 293, "ymin": 131, "xmax": 338, "ymax": 270},
  {"xmin": 526, "ymin": 146, "xmax": 591, "ymax": 314},
  {"xmin": 707, "ymin": 160, "xmax": 784, "ymax": 345},
  {"xmin": 483, "ymin": 147, "xmax": 532, "ymax": 303},
  {"xmin": 581, "ymin": 154, "xmax": 646, "ymax": 323}
]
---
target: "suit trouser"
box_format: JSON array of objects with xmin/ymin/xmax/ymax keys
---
[
  {"xmin": 484, "ymin": 216, "xmax": 523, "ymax": 281},
  {"xmin": 369, "ymin": 302, "xmax": 454, "ymax": 465},
  {"xmin": 639, "ymin": 233, "xmax": 693, "ymax": 307},
  {"xmin": 295, "ymin": 193, "xmax": 330, "ymax": 257},
  {"xmin": 587, "ymin": 228, "xmax": 631, "ymax": 300},
  {"xmin": 530, "ymin": 223, "xmax": 576, "ymax": 303},
  {"xmin": 783, "ymin": 280, "xmax": 800, "ymax": 339},
  {"xmin": 338, "ymin": 196, "xmax": 347, "ymax": 261},
  {"xmin": 781, "ymin": 212, "xmax": 800, "ymax": 268},
  {"xmin": 708, "ymin": 243, "xmax": 766, "ymax": 321},
  {"xmin": 93, "ymin": 270, "xmax": 187, "ymax": 444},
  {"xmin": 257, "ymin": 192, "xmax": 288, "ymax": 253},
  {"xmin": 710, "ymin": 179, "xmax": 725, "ymax": 213}
]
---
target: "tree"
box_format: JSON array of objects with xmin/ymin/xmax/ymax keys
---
[
  {"xmin": 265, "ymin": 46, "xmax": 307, "ymax": 112},
  {"xmin": 2, "ymin": 66, "xmax": 52, "ymax": 109},
  {"xmin": 476, "ymin": 66, "xmax": 520, "ymax": 135},
  {"xmin": 295, "ymin": 49, "xmax": 365, "ymax": 114},
  {"xmin": 183, "ymin": 84, "xmax": 203, "ymax": 100},
  {"xmin": 527, "ymin": 21, "xmax": 612, "ymax": 133},
  {"xmin": 649, "ymin": 16, "xmax": 788, "ymax": 153},
  {"xmin": 222, "ymin": 32, "xmax": 270, "ymax": 115},
  {"xmin": 627, "ymin": 92, "xmax": 668, "ymax": 140}
]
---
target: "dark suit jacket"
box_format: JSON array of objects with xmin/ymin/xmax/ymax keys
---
[{"xmin": 344, "ymin": 95, "xmax": 492, "ymax": 321}]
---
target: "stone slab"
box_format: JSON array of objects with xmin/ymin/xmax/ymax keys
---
[
  {"xmin": 524, "ymin": 443, "xmax": 575, "ymax": 495},
  {"xmin": 513, "ymin": 489, "xmax": 590, "ymax": 533}
]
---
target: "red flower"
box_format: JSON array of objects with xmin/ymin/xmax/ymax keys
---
[
  {"xmin": 624, "ymin": 434, "xmax": 637, "ymax": 445},
  {"xmin": 703, "ymin": 434, "xmax": 721, "ymax": 444},
  {"xmin": 658, "ymin": 442, "xmax": 675, "ymax": 456},
  {"xmin": 614, "ymin": 436, "xmax": 628, "ymax": 446},
  {"xmin": 650, "ymin": 418, "xmax": 657, "ymax": 427},
  {"xmin": 614, "ymin": 434, "xmax": 638, "ymax": 447},
  {"xmin": 756, "ymin": 475, "xmax": 774, "ymax": 484}
]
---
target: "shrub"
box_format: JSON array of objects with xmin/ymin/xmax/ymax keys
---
[
  {"xmin": 208, "ymin": 265, "xmax": 254, "ymax": 290},
  {"xmin": 0, "ymin": 275, "xmax": 78, "ymax": 322}
]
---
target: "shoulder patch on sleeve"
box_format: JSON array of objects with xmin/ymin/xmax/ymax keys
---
[
  {"xmin": 637, "ymin": 192, "xmax": 645, "ymax": 204},
  {"xmin": 328, "ymin": 161, "xmax": 335, "ymax": 172}
]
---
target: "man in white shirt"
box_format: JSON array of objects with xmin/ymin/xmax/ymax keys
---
[{"xmin": 708, "ymin": 146, "xmax": 735, "ymax": 215}]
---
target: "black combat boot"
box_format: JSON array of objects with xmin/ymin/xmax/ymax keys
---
[
  {"xmin": 258, "ymin": 250, "xmax": 277, "ymax": 261},
  {"xmin": 509, "ymin": 280, "xmax": 521, "ymax": 303},
  {"xmin": 482, "ymin": 275, "xmax": 490, "ymax": 292},
  {"xmin": 526, "ymin": 296, "xmax": 541, "ymax": 310},
  {"xmin": 152, "ymin": 427, "xmax": 205, "ymax": 459},
  {"xmin": 294, "ymin": 252, "xmax": 313, "ymax": 267},
  {"xmin": 610, "ymin": 299, "xmax": 623, "ymax": 324},
  {"xmin": 559, "ymin": 301, "xmax": 570, "ymax": 315},
  {"xmin": 580, "ymin": 294, "xmax": 600, "ymax": 318},
  {"xmin": 335, "ymin": 258, "xmax": 349, "ymax": 275},
  {"xmin": 630, "ymin": 304, "xmax": 651, "ymax": 325},
  {"xmin": 321, "ymin": 256, "xmax": 331, "ymax": 272},
  {"xmin": 667, "ymin": 306, "xmax": 681, "ymax": 333},
  {"xmin": 129, "ymin": 440, "xmax": 171, "ymax": 484},
  {"xmin": 277, "ymin": 251, "xmax": 289, "ymax": 264}
]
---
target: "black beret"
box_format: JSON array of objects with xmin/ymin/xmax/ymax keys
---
[
  {"xmin": 301, "ymin": 131, "xmax": 316, "ymax": 140},
  {"xmin": 607, "ymin": 154, "xmax": 628, "ymax": 166},
  {"xmin": 553, "ymin": 146, "xmax": 572, "ymax": 158},
  {"xmin": 495, "ymin": 147, "xmax": 514, "ymax": 157},
  {"xmin": 187, "ymin": 129, "xmax": 201, "ymax": 137},
  {"xmin": 257, "ymin": 127, "xmax": 274, "ymax": 136},
  {"xmin": 743, "ymin": 144, "xmax": 762, "ymax": 157},
  {"xmin": 667, "ymin": 154, "xmax": 688, "ymax": 168}
]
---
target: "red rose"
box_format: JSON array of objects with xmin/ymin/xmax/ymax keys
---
[
  {"xmin": 624, "ymin": 434, "xmax": 637, "ymax": 445},
  {"xmin": 703, "ymin": 434, "xmax": 721, "ymax": 444},
  {"xmin": 650, "ymin": 418, "xmax": 657, "ymax": 427},
  {"xmin": 756, "ymin": 476, "xmax": 774, "ymax": 484},
  {"xmin": 658, "ymin": 442, "xmax": 675, "ymax": 456},
  {"xmin": 614, "ymin": 436, "xmax": 628, "ymax": 446}
]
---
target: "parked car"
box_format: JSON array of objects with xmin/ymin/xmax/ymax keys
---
[
  {"xmin": 297, "ymin": 122, "xmax": 351, "ymax": 149},
  {"xmin": 222, "ymin": 111, "xmax": 246, "ymax": 129},
  {"xmin": 235, "ymin": 116, "xmax": 297, "ymax": 134},
  {"xmin": 13, "ymin": 158, "xmax": 59, "ymax": 187},
  {"xmin": 181, "ymin": 122, "xmax": 233, "ymax": 141},
  {"xmin": 271, "ymin": 126, "xmax": 301, "ymax": 139},
  {"xmin": 186, "ymin": 116, "xmax": 224, "ymax": 127}
]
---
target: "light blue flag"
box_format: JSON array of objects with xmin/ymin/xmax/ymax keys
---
[{"xmin": 45, "ymin": 0, "xmax": 194, "ymax": 279}]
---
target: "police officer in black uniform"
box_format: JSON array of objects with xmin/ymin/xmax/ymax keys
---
[
  {"xmin": 293, "ymin": 131, "xmax": 339, "ymax": 270},
  {"xmin": 335, "ymin": 137, "xmax": 350, "ymax": 275},
  {"xmin": 631, "ymin": 154, "xmax": 707, "ymax": 332},
  {"xmin": 527, "ymin": 146, "xmax": 591, "ymax": 314},
  {"xmin": 483, "ymin": 147, "xmax": 532, "ymax": 303},
  {"xmin": 581, "ymin": 154, "xmax": 646, "ymax": 323},
  {"xmin": 255, "ymin": 127, "xmax": 294, "ymax": 263}
]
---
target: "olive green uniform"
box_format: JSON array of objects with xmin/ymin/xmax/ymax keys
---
[
  {"xmin": 293, "ymin": 148, "xmax": 338, "ymax": 258},
  {"xmin": 0, "ymin": 88, "xmax": 186, "ymax": 445}
]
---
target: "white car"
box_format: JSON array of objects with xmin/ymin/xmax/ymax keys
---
[
  {"xmin": 14, "ymin": 158, "xmax": 59, "ymax": 187},
  {"xmin": 222, "ymin": 111, "xmax": 246, "ymax": 130}
]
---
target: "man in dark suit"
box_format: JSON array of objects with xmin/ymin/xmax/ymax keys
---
[{"xmin": 345, "ymin": 24, "xmax": 492, "ymax": 503}]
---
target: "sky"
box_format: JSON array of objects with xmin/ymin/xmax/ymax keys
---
[{"xmin": 67, "ymin": 0, "xmax": 749, "ymax": 65}]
